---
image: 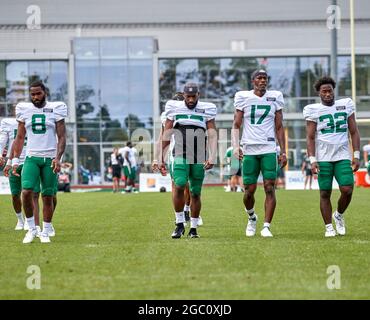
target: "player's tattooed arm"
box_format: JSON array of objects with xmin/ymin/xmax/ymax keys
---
[
  {"xmin": 160, "ymin": 119, "xmax": 174, "ymax": 175},
  {"xmin": 53, "ymin": 119, "xmax": 66, "ymax": 173},
  {"xmin": 306, "ymin": 120, "xmax": 319, "ymax": 174},
  {"xmin": 232, "ymin": 110, "xmax": 243, "ymax": 160},
  {"xmin": 205, "ymin": 119, "xmax": 217, "ymax": 170},
  {"xmin": 348, "ymin": 113, "xmax": 361, "ymax": 172}
]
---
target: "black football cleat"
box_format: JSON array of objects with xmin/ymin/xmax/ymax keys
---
[
  {"xmin": 187, "ymin": 228, "xmax": 200, "ymax": 238},
  {"xmin": 171, "ymin": 223, "xmax": 185, "ymax": 239}
]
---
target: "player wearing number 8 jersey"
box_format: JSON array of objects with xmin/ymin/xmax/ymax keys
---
[
  {"xmin": 303, "ymin": 76, "xmax": 360, "ymax": 237},
  {"xmin": 232, "ymin": 70, "xmax": 287, "ymax": 238},
  {"xmin": 12, "ymin": 80, "xmax": 67, "ymax": 244}
]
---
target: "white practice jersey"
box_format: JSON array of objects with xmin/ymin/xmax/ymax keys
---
[
  {"xmin": 303, "ymin": 98, "xmax": 355, "ymax": 162},
  {"xmin": 119, "ymin": 146, "xmax": 131, "ymax": 167},
  {"xmin": 130, "ymin": 147, "xmax": 137, "ymax": 167},
  {"xmin": 161, "ymin": 111, "xmax": 175, "ymax": 162},
  {"xmin": 0, "ymin": 118, "xmax": 27, "ymax": 164},
  {"xmin": 165, "ymin": 100, "xmax": 217, "ymax": 129},
  {"xmin": 16, "ymin": 102, "xmax": 67, "ymax": 158},
  {"xmin": 234, "ymin": 90, "xmax": 284, "ymax": 155},
  {"xmin": 363, "ymin": 144, "xmax": 370, "ymax": 155},
  {"xmin": 110, "ymin": 153, "xmax": 120, "ymax": 166}
]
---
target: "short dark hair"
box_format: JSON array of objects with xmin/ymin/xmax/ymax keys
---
[
  {"xmin": 314, "ymin": 76, "xmax": 336, "ymax": 92},
  {"xmin": 29, "ymin": 80, "xmax": 46, "ymax": 91}
]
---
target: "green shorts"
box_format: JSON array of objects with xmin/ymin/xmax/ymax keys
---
[
  {"xmin": 22, "ymin": 156, "xmax": 57, "ymax": 196},
  {"xmin": 171, "ymin": 157, "xmax": 205, "ymax": 196},
  {"xmin": 123, "ymin": 166, "xmax": 136, "ymax": 180},
  {"xmin": 9, "ymin": 164, "xmax": 42, "ymax": 195},
  {"xmin": 242, "ymin": 153, "xmax": 277, "ymax": 185},
  {"xmin": 318, "ymin": 160, "xmax": 354, "ymax": 190}
]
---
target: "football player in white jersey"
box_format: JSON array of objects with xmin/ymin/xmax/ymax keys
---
[
  {"xmin": 11, "ymin": 80, "xmax": 67, "ymax": 244},
  {"xmin": 0, "ymin": 112, "xmax": 41, "ymax": 233},
  {"xmin": 304, "ymin": 76, "xmax": 360, "ymax": 237},
  {"xmin": 363, "ymin": 141, "xmax": 370, "ymax": 174},
  {"xmin": 160, "ymin": 83, "xmax": 217, "ymax": 238},
  {"xmin": 232, "ymin": 70, "xmax": 287, "ymax": 238},
  {"xmin": 152, "ymin": 92, "xmax": 198, "ymax": 226}
]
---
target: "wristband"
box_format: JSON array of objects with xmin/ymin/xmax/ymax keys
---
[
  {"xmin": 309, "ymin": 156, "xmax": 317, "ymax": 164},
  {"xmin": 6, "ymin": 159, "xmax": 11, "ymax": 166},
  {"xmin": 353, "ymin": 151, "xmax": 360, "ymax": 159},
  {"xmin": 11, "ymin": 158, "xmax": 20, "ymax": 166}
]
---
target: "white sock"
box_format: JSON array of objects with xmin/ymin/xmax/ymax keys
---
[
  {"xmin": 325, "ymin": 223, "xmax": 334, "ymax": 230},
  {"xmin": 175, "ymin": 212, "xmax": 185, "ymax": 224},
  {"xmin": 43, "ymin": 222, "xmax": 52, "ymax": 232},
  {"xmin": 245, "ymin": 208, "xmax": 256, "ymax": 220},
  {"xmin": 263, "ymin": 222, "xmax": 270, "ymax": 229},
  {"xmin": 190, "ymin": 218, "xmax": 199, "ymax": 229},
  {"xmin": 16, "ymin": 212, "xmax": 24, "ymax": 222},
  {"xmin": 26, "ymin": 217, "xmax": 36, "ymax": 230},
  {"xmin": 334, "ymin": 210, "xmax": 343, "ymax": 217},
  {"xmin": 184, "ymin": 204, "xmax": 191, "ymax": 212}
]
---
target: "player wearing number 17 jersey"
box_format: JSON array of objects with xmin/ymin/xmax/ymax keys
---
[
  {"xmin": 232, "ymin": 70, "xmax": 287, "ymax": 238},
  {"xmin": 304, "ymin": 76, "xmax": 360, "ymax": 237},
  {"xmin": 12, "ymin": 80, "xmax": 67, "ymax": 244}
]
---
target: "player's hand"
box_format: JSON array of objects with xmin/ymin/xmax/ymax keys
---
[
  {"xmin": 51, "ymin": 158, "xmax": 61, "ymax": 173},
  {"xmin": 352, "ymin": 158, "xmax": 360, "ymax": 172},
  {"xmin": 3, "ymin": 165, "xmax": 12, "ymax": 177},
  {"xmin": 152, "ymin": 160, "xmax": 160, "ymax": 173},
  {"xmin": 0, "ymin": 157, "xmax": 4, "ymax": 167},
  {"xmin": 233, "ymin": 147, "xmax": 243, "ymax": 160},
  {"xmin": 204, "ymin": 159, "xmax": 214, "ymax": 170},
  {"xmin": 278, "ymin": 153, "xmax": 287, "ymax": 168},
  {"xmin": 12, "ymin": 164, "xmax": 20, "ymax": 177},
  {"xmin": 311, "ymin": 162, "xmax": 319, "ymax": 175},
  {"xmin": 159, "ymin": 163, "xmax": 167, "ymax": 176}
]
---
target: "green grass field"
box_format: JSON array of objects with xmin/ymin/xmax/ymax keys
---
[{"xmin": 0, "ymin": 187, "xmax": 369, "ymax": 300}]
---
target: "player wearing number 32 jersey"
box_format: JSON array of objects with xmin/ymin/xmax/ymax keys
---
[
  {"xmin": 12, "ymin": 80, "xmax": 67, "ymax": 244},
  {"xmin": 304, "ymin": 76, "xmax": 360, "ymax": 238}
]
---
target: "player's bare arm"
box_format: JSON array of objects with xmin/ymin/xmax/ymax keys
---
[
  {"xmin": 53, "ymin": 119, "xmax": 66, "ymax": 173},
  {"xmin": 232, "ymin": 110, "xmax": 243, "ymax": 160},
  {"xmin": 348, "ymin": 113, "xmax": 361, "ymax": 172},
  {"xmin": 306, "ymin": 120, "xmax": 318, "ymax": 174},
  {"xmin": 160, "ymin": 118, "xmax": 174, "ymax": 175},
  {"xmin": 275, "ymin": 110, "xmax": 287, "ymax": 168},
  {"xmin": 204, "ymin": 119, "xmax": 217, "ymax": 170},
  {"xmin": 11, "ymin": 121, "xmax": 26, "ymax": 177},
  {"xmin": 152, "ymin": 126, "xmax": 164, "ymax": 173}
]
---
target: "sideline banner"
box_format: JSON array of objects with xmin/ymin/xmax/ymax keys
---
[
  {"xmin": 0, "ymin": 176, "xmax": 11, "ymax": 195},
  {"xmin": 285, "ymin": 170, "xmax": 339, "ymax": 190},
  {"xmin": 139, "ymin": 173, "xmax": 172, "ymax": 192}
]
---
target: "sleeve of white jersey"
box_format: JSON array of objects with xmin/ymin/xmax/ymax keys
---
[
  {"xmin": 205, "ymin": 103, "xmax": 217, "ymax": 122},
  {"xmin": 303, "ymin": 105, "xmax": 317, "ymax": 122},
  {"xmin": 275, "ymin": 92, "xmax": 284, "ymax": 111},
  {"xmin": 15, "ymin": 103, "xmax": 26, "ymax": 123},
  {"xmin": 0, "ymin": 120, "xmax": 9, "ymax": 155},
  {"xmin": 346, "ymin": 98, "xmax": 355, "ymax": 117},
  {"xmin": 234, "ymin": 92, "xmax": 247, "ymax": 112},
  {"xmin": 160, "ymin": 112, "xmax": 167, "ymax": 127},
  {"xmin": 164, "ymin": 100, "xmax": 175, "ymax": 121},
  {"xmin": 54, "ymin": 103, "xmax": 68, "ymax": 122}
]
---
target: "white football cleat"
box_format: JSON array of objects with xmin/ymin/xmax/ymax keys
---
[
  {"xmin": 197, "ymin": 216, "xmax": 203, "ymax": 226},
  {"xmin": 35, "ymin": 226, "xmax": 42, "ymax": 238},
  {"xmin": 23, "ymin": 219, "xmax": 29, "ymax": 231},
  {"xmin": 325, "ymin": 229, "xmax": 336, "ymax": 237},
  {"xmin": 333, "ymin": 213, "xmax": 345, "ymax": 236},
  {"xmin": 39, "ymin": 232, "xmax": 51, "ymax": 243},
  {"xmin": 15, "ymin": 220, "xmax": 24, "ymax": 231},
  {"xmin": 23, "ymin": 229, "xmax": 37, "ymax": 244},
  {"xmin": 245, "ymin": 214, "xmax": 258, "ymax": 237},
  {"xmin": 47, "ymin": 224, "xmax": 56, "ymax": 237},
  {"xmin": 260, "ymin": 226, "xmax": 273, "ymax": 237}
]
